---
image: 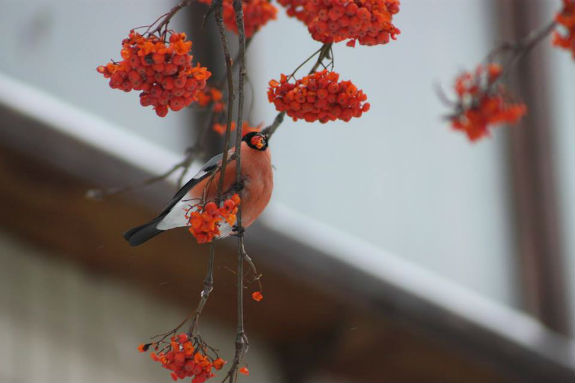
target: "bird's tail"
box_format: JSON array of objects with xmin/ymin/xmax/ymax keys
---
[{"xmin": 124, "ymin": 218, "xmax": 163, "ymax": 246}]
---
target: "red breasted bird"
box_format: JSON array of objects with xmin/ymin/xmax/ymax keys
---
[{"xmin": 124, "ymin": 132, "xmax": 273, "ymax": 246}]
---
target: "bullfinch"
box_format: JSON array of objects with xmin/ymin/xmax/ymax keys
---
[{"xmin": 124, "ymin": 132, "xmax": 273, "ymax": 246}]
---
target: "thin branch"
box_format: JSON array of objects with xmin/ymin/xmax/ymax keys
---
[
  {"xmin": 215, "ymin": 38, "xmax": 253, "ymax": 90},
  {"xmin": 86, "ymin": 152, "xmax": 197, "ymax": 200},
  {"xmin": 189, "ymin": 243, "xmax": 216, "ymax": 335},
  {"xmin": 286, "ymin": 45, "xmax": 324, "ymax": 81},
  {"xmin": 148, "ymin": 245, "xmax": 215, "ymax": 346},
  {"xmin": 439, "ymin": 19, "xmax": 557, "ymax": 118},
  {"xmin": 150, "ymin": 312, "xmax": 195, "ymax": 344},
  {"xmin": 261, "ymin": 111, "xmax": 285, "ymax": 141},
  {"xmin": 176, "ymin": 110, "xmax": 217, "ymax": 188},
  {"xmin": 87, "ymin": 105, "xmax": 218, "ymax": 198},
  {"xmin": 222, "ymin": 240, "xmax": 249, "ymax": 383},
  {"xmin": 148, "ymin": 0, "xmax": 194, "ymax": 37},
  {"xmin": 222, "ymin": 0, "xmax": 250, "ymax": 381},
  {"xmin": 214, "ymin": 0, "xmax": 236, "ymax": 204},
  {"xmin": 486, "ymin": 19, "xmax": 557, "ymax": 90},
  {"xmin": 243, "ymin": 247, "xmax": 263, "ymax": 292}
]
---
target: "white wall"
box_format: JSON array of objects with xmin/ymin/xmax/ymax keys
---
[{"xmin": 251, "ymin": 0, "xmax": 520, "ymax": 308}]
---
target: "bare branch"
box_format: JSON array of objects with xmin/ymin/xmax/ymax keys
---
[
  {"xmin": 148, "ymin": 0, "xmax": 194, "ymax": 37},
  {"xmin": 485, "ymin": 19, "xmax": 557, "ymax": 91},
  {"xmin": 214, "ymin": 0, "xmax": 236, "ymax": 204},
  {"xmin": 222, "ymin": 0, "xmax": 250, "ymax": 380},
  {"xmin": 189, "ymin": 243, "xmax": 216, "ymax": 335}
]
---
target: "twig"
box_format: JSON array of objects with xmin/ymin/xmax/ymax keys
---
[
  {"xmin": 189, "ymin": 243, "xmax": 216, "ymax": 335},
  {"xmin": 214, "ymin": 0, "xmax": 236, "ymax": 204},
  {"xmin": 150, "ymin": 311, "xmax": 195, "ymax": 344},
  {"xmin": 215, "ymin": 38, "xmax": 253, "ymax": 90},
  {"xmin": 148, "ymin": 0, "xmax": 194, "ymax": 37},
  {"xmin": 87, "ymin": 109, "xmax": 218, "ymax": 198},
  {"xmin": 176, "ymin": 110, "xmax": 217, "ymax": 188},
  {"xmin": 222, "ymin": 0, "xmax": 249, "ymax": 381},
  {"xmin": 243, "ymin": 247, "xmax": 263, "ymax": 292},
  {"xmin": 86, "ymin": 151, "xmax": 197, "ymax": 200},
  {"xmin": 149, "ymin": 243, "xmax": 216, "ymax": 344},
  {"xmin": 485, "ymin": 19, "xmax": 557, "ymax": 91},
  {"xmin": 438, "ymin": 19, "xmax": 557, "ymax": 119},
  {"xmin": 286, "ymin": 45, "xmax": 324, "ymax": 81}
]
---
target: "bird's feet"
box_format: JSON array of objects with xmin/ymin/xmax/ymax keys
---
[{"xmin": 232, "ymin": 225, "xmax": 245, "ymax": 236}]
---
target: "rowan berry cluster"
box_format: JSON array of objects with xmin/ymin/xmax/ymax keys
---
[
  {"xmin": 450, "ymin": 64, "xmax": 527, "ymax": 141},
  {"xmin": 310, "ymin": 0, "xmax": 400, "ymax": 46},
  {"xmin": 277, "ymin": 0, "xmax": 314, "ymax": 24},
  {"xmin": 139, "ymin": 334, "xmax": 225, "ymax": 383},
  {"xmin": 268, "ymin": 70, "xmax": 370, "ymax": 123},
  {"xmin": 97, "ymin": 31, "xmax": 211, "ymax": 117},
  {"xmin": 277, "ymin": 0, "xmax": 400, "ymax": 46},
  {"xmin": 198, "ymin": 0, "xmax": 278, "ymax": 38},
  {"xmin": 552, "ymin": 0, "xmax": 575, "ymax": 58},
  {"xmin": 186, "ymin": 194, "xmax": 241, "ymax": 244}
]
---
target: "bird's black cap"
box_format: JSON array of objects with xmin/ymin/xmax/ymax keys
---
[{"xmin": 243, "ymin": 132, "xmax": 268, "ymax": 151}]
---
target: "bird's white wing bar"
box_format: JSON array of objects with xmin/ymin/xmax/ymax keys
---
[{"xmin": 156, "ymin": 152, "xmax": 237, "ymax": 231}]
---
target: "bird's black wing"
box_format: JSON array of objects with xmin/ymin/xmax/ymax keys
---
[
  {"xmin": 124, "ymin": 152, "xmax": 236, "ymax": 246},
  {"xmin": 157, "ymin": 152, "xmax": 236, "ymax": 218}
]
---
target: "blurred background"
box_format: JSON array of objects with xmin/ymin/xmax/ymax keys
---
[{"xmin": 0, "ymin": 0, "xmax": 574, "ymax": 381}]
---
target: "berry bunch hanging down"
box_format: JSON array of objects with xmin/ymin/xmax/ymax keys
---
[
  {"xmin": 186, "ymin": 194, "xmax": 240, "ymax": 244},
  {"xmin": 277, "ymin": 0, "xmax": 315, "ymax": 24},
  {"xmin": 268, "ymin": 70, "xmax": 370, "ymax": 123},
  {"xmin": 278, "ymin": 0, "xmax": 400, "ymax": 46},
  {"xmin": 552, "ymin": 0, "xmax": 575, "ymax": 58},
  {"xmin": 449, "ymin": 64, "xmax": 526, "ymax": 142},
  {"xmin": 97, "ymin": 31, "xmax": 211, "ymax": 117},
  {"xmin": 198, "ymin": 0, "xmax": 278, "ymax": 38},
  {"xmin": 139, "ymin": 334, "xmax": 226, "ymax": 383}
]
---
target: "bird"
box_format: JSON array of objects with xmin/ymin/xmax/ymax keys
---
[{"xmin": 124, "ymin": 132, "xmax": 273, "ymax": 246}]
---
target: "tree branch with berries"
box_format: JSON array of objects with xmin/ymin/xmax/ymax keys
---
[{"xmin": 91, "ymin": 0, "xmax": 573, "ymax": 381}]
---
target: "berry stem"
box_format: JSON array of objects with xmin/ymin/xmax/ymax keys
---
[
  {"xmin": 148, "ymin": 0, "xmax": 194, "ymax": 37},
  {"xmin": 485, "ymin": 19, "xmax": 557, "ymax": 91}
]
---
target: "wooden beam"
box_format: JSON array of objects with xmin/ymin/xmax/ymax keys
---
[{"xmin": 495, "ymin": 0, "xmax": 571, "ymax": 335}]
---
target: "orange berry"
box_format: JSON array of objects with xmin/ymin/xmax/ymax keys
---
[
  {"xmin": 251, "ymin": 291, "xmax": 264, "ymax": 302},
  {"xmin": 449, "ymin": 63, "xmax": 527, "ymax": 141},
  {"xmin": 98, "ymin": 30, "xmax": 211, "ymax": 117},
  {"xmin": 213, "ymin": 358, "xmax": 226, "ymax": 370},
  {"xmin": 278, "ymin": 0, "xmax": 400, "ymax": 46},
  {"xmin": 268, "ymin": 70, "xmax": 369, "ymax": 123}
]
